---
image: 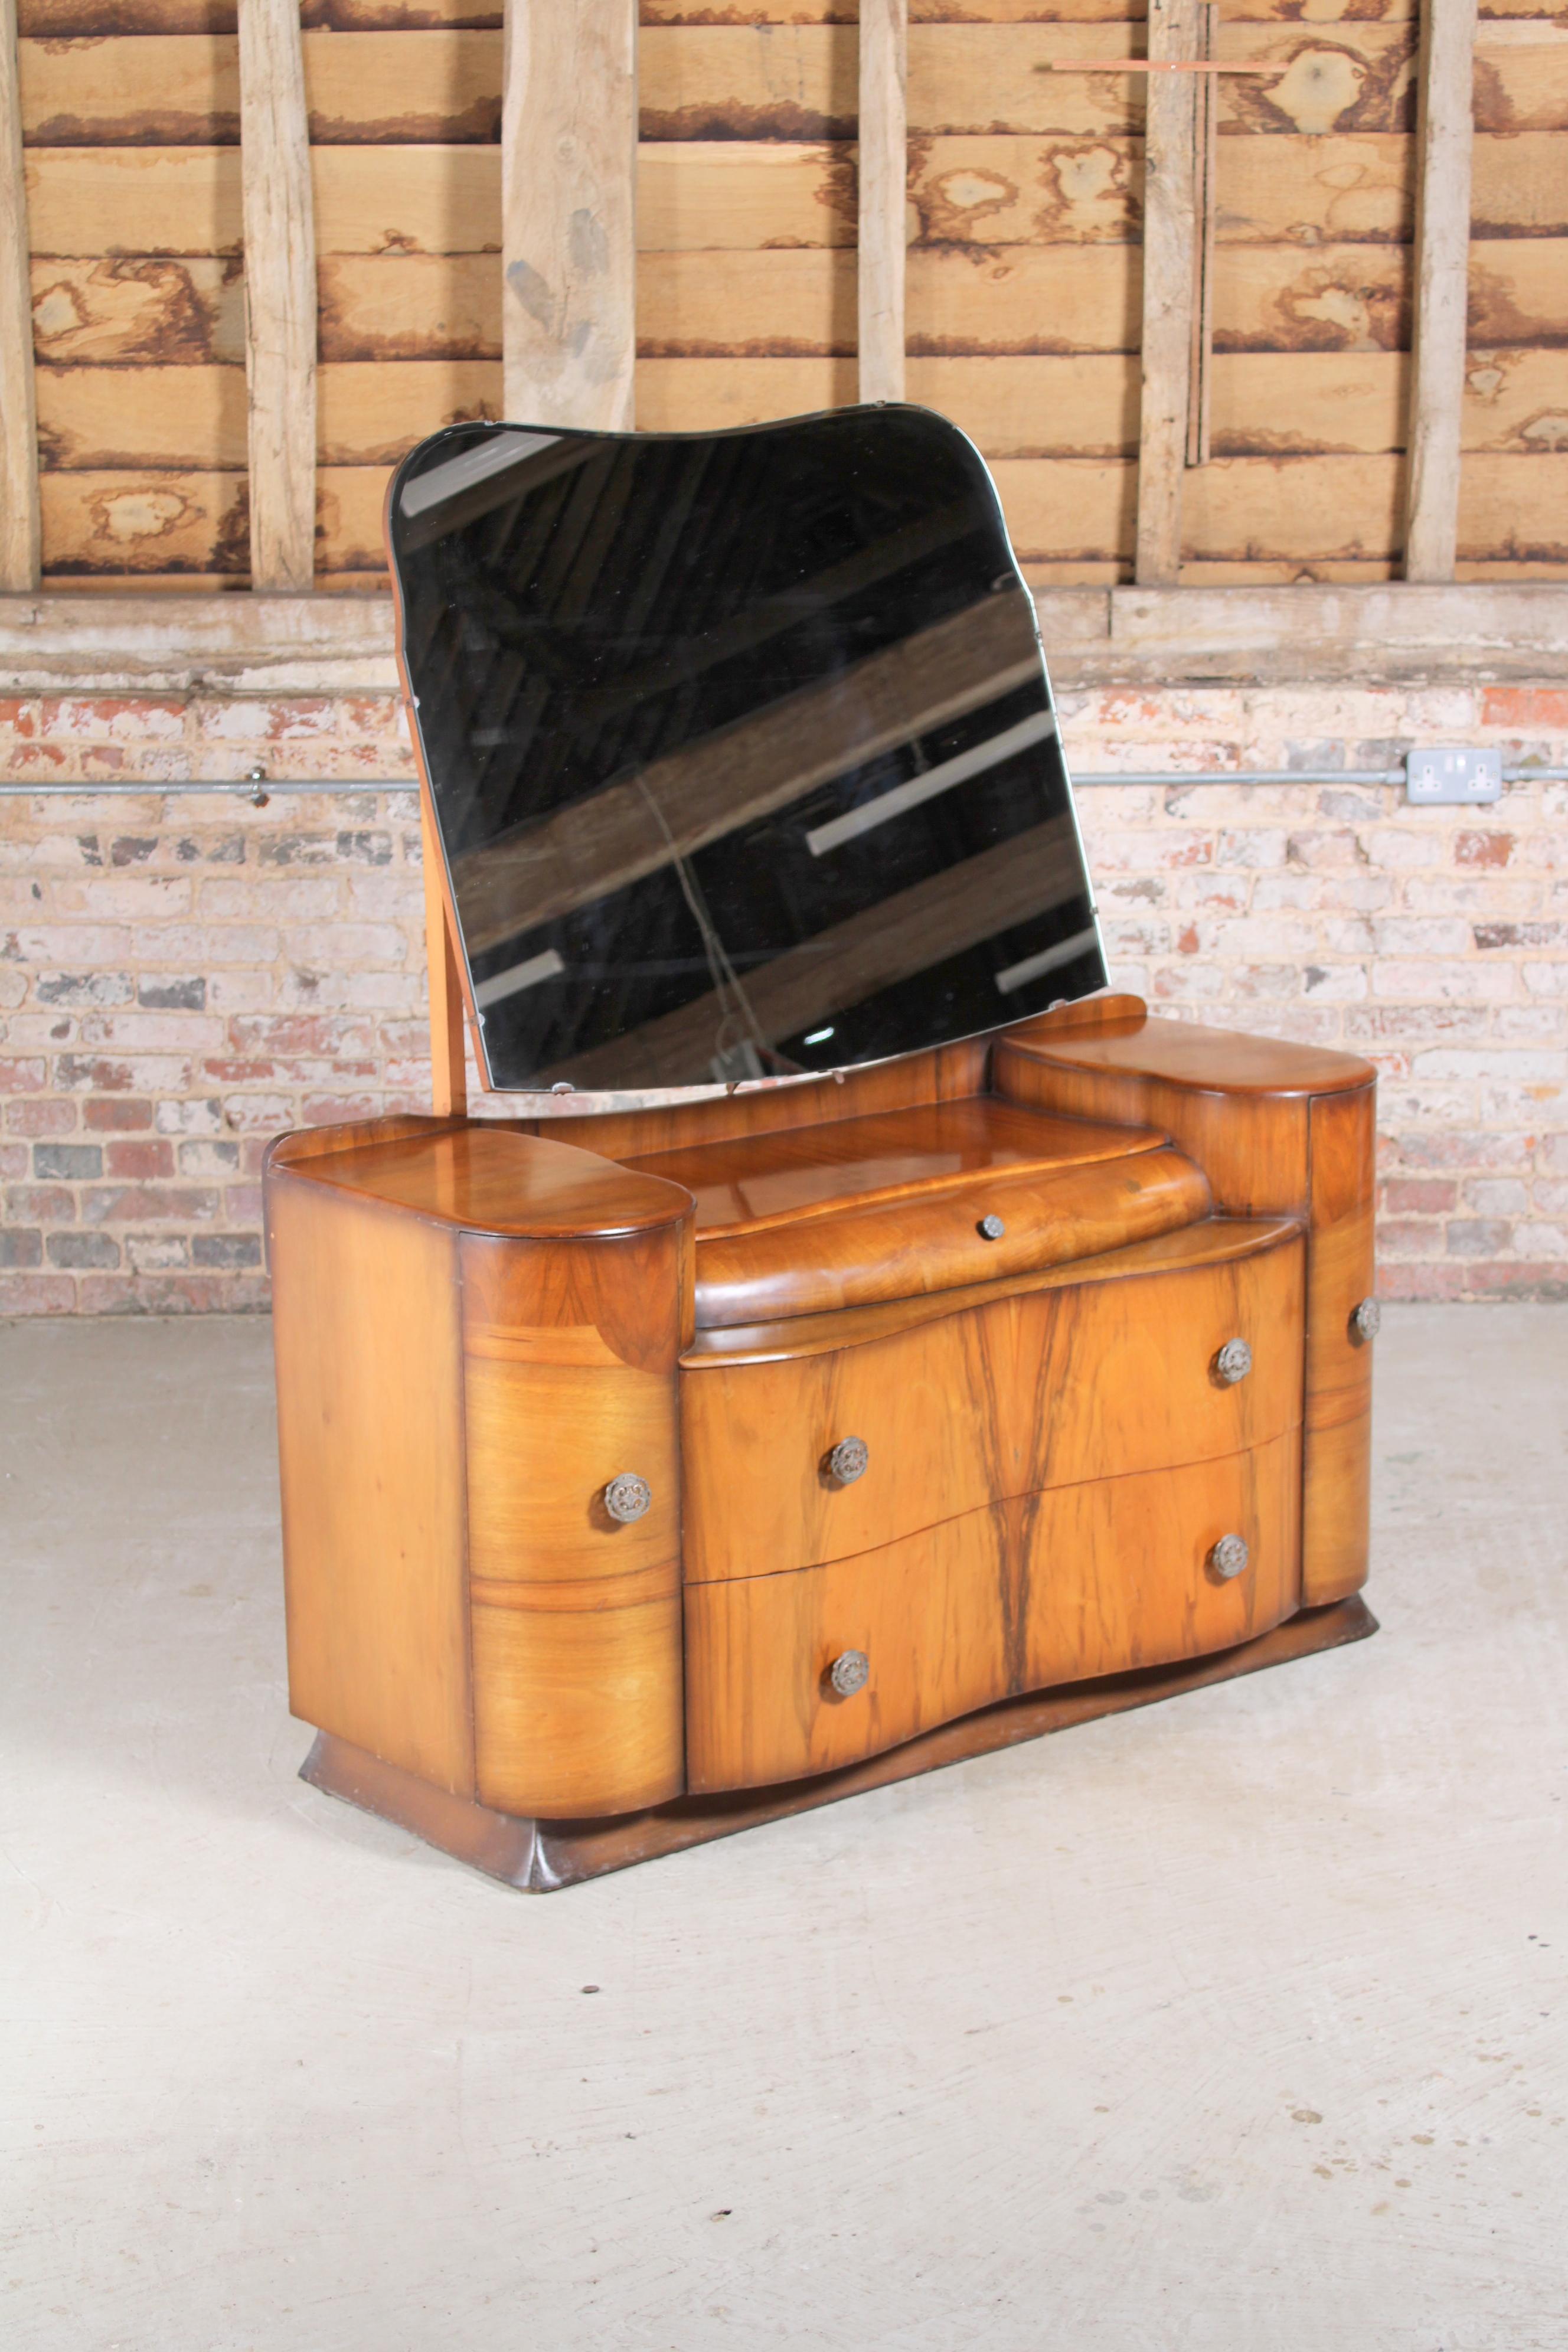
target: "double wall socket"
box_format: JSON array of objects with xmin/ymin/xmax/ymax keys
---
[{"xmin": 1404, "ymin": 748, "xmax": 1502, "ymax": 805}]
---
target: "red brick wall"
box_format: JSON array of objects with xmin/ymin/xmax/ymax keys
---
[{"xmin": 3, "ymin": 679, "xmax": 1566, "ymax": 1311}]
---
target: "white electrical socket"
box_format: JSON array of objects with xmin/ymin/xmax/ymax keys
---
[{"xmin": 1404, "ymin": 748, "xmax": 1502, "ymax": 805}]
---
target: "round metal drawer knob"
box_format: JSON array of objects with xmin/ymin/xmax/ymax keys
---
[
  {"xmin": 1215, "ymin": 1337, "xmax": 1253, "ymax": 1386},
  {"xmin": 978, "ymin": 1213, "xmax": 1006, "ymax": 1241},
  {"xmin": 1351, "ymin": 1296, "xmax": 1381, "ymax": 1342},
  {"xmin": 603, "ymin": 1472, "xmax": 652, "ymax": 1524},
  {"xmin": 829, "ymin": 1648, "xmax": 870, "ymax": 1698},
  {"xmin": 1210, "ymin": 1533, "xmax": 1250, "ymax": 1582},
  {"xmin": 827, "ymin": 1435, "xmax": 869, "ymax": 1485}
]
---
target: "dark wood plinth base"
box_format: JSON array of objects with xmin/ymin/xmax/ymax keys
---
[{"xmin": 300, "ymin": 1595, "xmax": 1377, "ymax": 1892}]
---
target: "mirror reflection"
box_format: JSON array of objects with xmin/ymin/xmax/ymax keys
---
[{"xmin": 390, "ymin": 405, "xmax": 1106, "ymax": 1091}]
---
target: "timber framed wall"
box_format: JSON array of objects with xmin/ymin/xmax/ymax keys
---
[
  {"xmin": 2, "ymin": 1, "xmax": 1567, "ymax": 1313},
  {"xmin": 10, "ymin": 0, "xmax": 1568, "ymax": 584}
]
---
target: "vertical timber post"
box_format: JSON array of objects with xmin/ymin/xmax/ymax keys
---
[
  {"xmin": 1135, "ymin": 0, "xmax": 1200, "ymax": 585},
  {"xmin": 0, "ymin": 0, "xmax": 40, "ymax": 593},
  {"xmin": 501, "ymin": 0, "xmax": 638, "ymax": 429},
  {"xmin": 238, "ymin": 0, "xmax": 318, "ymax": 591},
  {"xmin": 1404, "ymin": 0, "xmax": 1478, "ymax": 582},
  {"xmin": 858, "ymin": 0, "xmax": 909, "ymax": 405}
]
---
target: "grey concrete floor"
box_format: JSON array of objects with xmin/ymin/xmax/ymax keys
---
[{"xmin": 1, "ymin": 1306, "xmax": 1565, "ymax": 2352}]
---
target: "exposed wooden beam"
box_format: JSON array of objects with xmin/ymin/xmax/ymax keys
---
[
  {"xmin": 1135, "ymin": 0, "xmax": 1200, "ymax": 586},
  {"xmin": 1185, "ymin": 1, "xmax": 1219, "ymax": 471},
  {"xmin": 452, "ymin": 592, "xmax": 1044, "ymax": 954},
  {"xmin": 501, "ymin": 0, "xmax": 637, "ymax": 430},
  {"xmin": 1405, "ymin": 0, "xmax": 1479, "ymax": 583},
  {"xmin": 0, "ymin": 0, "xmax": 40, "ymax": 593},
  {"xmin": 858, "ymin": 0, "xmax": 908, "ymax": 406},
  {"xmin": 238, "ymin": 0, "xmax": 317, "ymax": 592}
]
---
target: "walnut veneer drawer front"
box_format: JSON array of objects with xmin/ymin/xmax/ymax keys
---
[
  {"xmin": 685, "ymin": 1431, "xmax": 1302, "ymax": 1792},
  {"xmin": 681, "ymin": 1230, "xmax": 1304, "ymax": 1582}
]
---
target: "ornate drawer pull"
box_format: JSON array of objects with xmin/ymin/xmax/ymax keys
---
[
  {"xmin": 1209, "ymin": 1533, "xmax": 1250, "ymax": 1582},
  {"xmin": 1214, "ymin": 1337, "xmax": 1253, "ymax": 1385},
  {"xmin": 828, "ymin": 1649, "xmax": 870, "ymax": 1697},
  {"xmin": 826, "ymin": 1435, "xmax": 869, "ymax": 1485},
  {"xmin": 977, "ymin": 1213, "xmax": 1005, "ymax": 1241},
  {"xmin": 603, "ymin": 1472, "xmax": 652, "ymax": 1524},
  {"xmin": 1351, "ymin": 1296, "xmax": 1381, "ymax": 1342}
]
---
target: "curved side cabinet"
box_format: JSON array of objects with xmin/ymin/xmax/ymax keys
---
[{"xmin": 462, "ymin": 1224, "xmax": 691, "ymax": 1818}]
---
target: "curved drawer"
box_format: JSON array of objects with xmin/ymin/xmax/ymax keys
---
[
  {"xmin": 685, "ymin": 1430, "xmax": 1302, "ymax": 1793},
  {"xmin": 681, "ymin": 1224, "xmax": 1304, "ymax": 1582}
]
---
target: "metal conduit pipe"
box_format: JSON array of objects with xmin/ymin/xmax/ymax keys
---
[{"xmin": 1, "ymin": 770, "xmax": 1566, "ymax": 799}]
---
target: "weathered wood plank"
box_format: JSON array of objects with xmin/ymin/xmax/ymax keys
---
[
  {"xmin": 318, "ymin": 357, "xmax": 499, "ymax": 457},
  {"xmin": 858, "ymin": 0, "xmax": 907, "ymax": 403},
  {"xmin": 16, "ymin": 22, "xmax": 1554, "ymax": 149},
  {"xmin": 239, "ymin": 0, "xmax": 316, "ymax": 589},
  {"xmin": 636, "ymin": 351, "xmax": 1139, "ymax": 449},
  {"xmin": 640, "ymin": 139, "xmax": 855, "ymax": 249},
  {"xmin": 638, "ymin": 247, "xmax": 855, "ymax": 355},
  {"xmin": 318, "ymin": 251, "xmax": 498, "ymax": 358},
  {"xmin": 24, "ymin": 148, "xmax": 243, "ymax": 254},
  {"xmin": 51, "ymin": 349, "xmax": 1551, "ymax": 472},
  {"xmin": 18, "ymin": 31, "xmax": 240, "ymax": 143},
  {"xmin": 636, "ymin": 355, "xmax": 854, "ymax": 430},
  {"xmin": 22, "ymin": 135, "xmax": 1556, "ymax": 260},
  {"xmin": 17, "ymin": 30, "xmax": 505, "ymax": 146},
  {"xmin": 41, "ymin": 448, "xmax": 1566, "ymax": 580},
  {"xmin": 39, "ymin": 467, "xmax": 249, "ymax": 573},
  {"xmin": 35, "ymin": 361, "xmax": 246, "ymax": 467},
  {"xmin": 991, "ymin": 455, "xmax": 1135, "ymax": 558},
  {"xmin": 1461, "ymin": 348, "xmax": 1568, "ymax": 453},
  {"xmin": 34, "ymin": 357, "xmax": 503, "ymax": 468},
  {"xmin": 1135, "ymin": 0, "xmax": 1198, "ymax": 584},
  {"xmin": 1185, "ymin": 451, "xmax": 1404, "ymax": 558},
  {"xmin": 501, "ymin": 0, "xmax": 637, "ymax": 429},
  {"xmin": 31, "ymin": 255, "xmax": 243, "ymax": 364},
  {"xmin": 1, "ymin": 0, "xmax": 40, "ymax": 590},
  {"xmin": 1404, "ymin": 0, "xmax": 1477, "ymax": 580}
]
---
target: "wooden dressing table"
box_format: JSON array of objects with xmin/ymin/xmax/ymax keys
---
[{"xmin": 265, "ymin": 410, "xmax": 1377, "ymax": 1889}]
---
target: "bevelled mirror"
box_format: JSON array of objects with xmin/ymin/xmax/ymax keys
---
[{"xmin": 389, "ymin": 404, "xmax": 1106, "ymax": 1092}]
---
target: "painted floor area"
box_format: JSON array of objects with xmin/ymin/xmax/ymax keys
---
[{"xmin": 2, "ymin": 1305, "xmax": 1564, "ymax": 2352}]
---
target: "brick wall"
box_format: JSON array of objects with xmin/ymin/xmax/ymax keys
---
[{"xmin": 2, "ymin": 672, "xmax": 1565, "ymax": 1313}]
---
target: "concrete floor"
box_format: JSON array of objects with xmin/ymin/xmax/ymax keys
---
[{"xmin": 1, "ymin": 1308, "xmax": 1564, "ymax": 2352}]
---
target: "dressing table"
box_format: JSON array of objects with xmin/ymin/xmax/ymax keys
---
[{"xmin": 265, "ymin": 407, "xmax": 1377, "ymax": 1890}]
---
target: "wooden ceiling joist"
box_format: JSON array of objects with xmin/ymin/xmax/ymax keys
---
[
  {"xmin": 0, "ymin": 0, "xmax": 40, "ymax": 593},
  {"xmin": 1406, "ymin": 0, "xmax": 1480, "ymax": 584},
  {"xmin": 501, "ymin": 0, "xmax": 637, "ymax": 433},
  {"xmin": 858, "ymin": 0, "xmax": 908, "ymax": 408},
  {"xmin": 1134, "ymin": 0, "xmax": 1200, "ymax": 587},
  {"xmin": 237, "ymin": 0, "xmax": 316, "ymax": 592}
]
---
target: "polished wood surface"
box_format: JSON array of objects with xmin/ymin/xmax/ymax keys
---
[
  {"xmin": 693, "ymin": 1143, "xmax": 1211, "ymax": 1327},
  {"xmin": 282, "ymin": 1121, "xmax": 694, "ymax": 1239},
  {"xmin": 267, "ymin": 993, "xmax": 1376, "ymax": 1884},
  {"xmin": 686, "ymin": 1432, "xmax": 1302, "ymax": 1792},
  {"xmin": 682, "ymin": 1231, "xmax": 1303, "ymax": 1582},
  {"xmin": 472, "ymin": 1577, "xmax": 684, "ymax": 1821},
  {"xmin": 684, "ymin": 1212, "xmax": 1303, "ymax": 1366},
  {"xmin": 1001, "ymin": 1010, "xmax": 1375, "ymax": 1100},
  {"xmin": 995, "ymin": 1028, "xmax": 1314, "ymax": 1219},
  {"xmin": 422, "ymin": 795, "xmax": 468, "ymax": 1121},
  {"xmin": 1302, "ymin": 1082, "xmax": 1376, "ymax": 1604},
  {"xmin": 527, "ymin": 992, "xmax": 1151, "ymax": 1167},
  {"xmin": 630, "ymin": 1098, "xmax": 1163, "ymax": 1236},
  {"xmin": 267, "ymin": 1168, "xmax": 474, "ymax": 1796},
  {"xmin": 301, "ymin": 1596, "xmax": 1377, "ymax": 1892},
  {"xmin": 460, "ymin": 1221, "xmax": 689, "ymax": 1819}
]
